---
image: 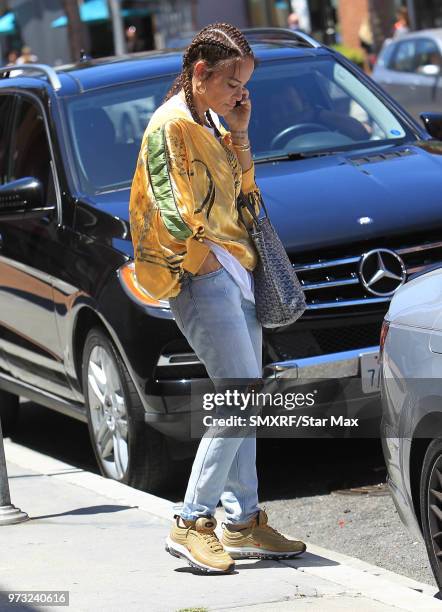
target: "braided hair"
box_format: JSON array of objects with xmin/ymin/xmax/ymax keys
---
[{"xmin": 164, "ymin": 23, "xmax": 256, "ymax": 134}]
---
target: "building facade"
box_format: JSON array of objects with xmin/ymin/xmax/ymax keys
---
[
  {"xmin": 339, "ymin": 0, "xmax": 442, "ymax": 53},
  {"xmin": 2, "ymin": 0, "xmax": 441, "ymax": 67},
  {"xmin": 0, "ymin": 0, "xmax": 193, "ymax": 65},
  {"xmin": 244, "ymin": 0, "xmax": 338, "ymax": 44},
  {"xmin": 407, "ymin": 0, "xmax": 442, "ymax": 30},
  {"xmin": 196, "ymin": 0, "xmax": 249, "ymax": 29},
  {"xmin": 0, "ymin": 0, "xmax": 71, "ymax": 65}
]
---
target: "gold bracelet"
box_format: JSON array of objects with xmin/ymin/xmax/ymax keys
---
[{"xmin": 232, "ymin": 141, "xmax": 251, "ymax": 152}]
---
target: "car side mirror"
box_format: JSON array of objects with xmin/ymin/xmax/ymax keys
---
[
  {"xmin": 417, "ymin": 64, "xmax": 441, "ymax": 77},
  {"xmin": 421, "ymin": 112, "xmax": 442, "ymax": 140},
  {"xmin": 0, "ymin": 177, "xmax": 54, "ymax": 221}
]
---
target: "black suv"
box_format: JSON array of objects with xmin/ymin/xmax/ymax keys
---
[{"xmin": 0, "ymin": 29, "xmax": 441, "ymax": 493}]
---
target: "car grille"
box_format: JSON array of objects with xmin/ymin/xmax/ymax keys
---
[
  {"xmin": 153, "ymin": 237, "xmax": 442, "ymax": 382},
  {"xmin": 291, "ymin": 238, "xmax": 442, "ymax": 311}
]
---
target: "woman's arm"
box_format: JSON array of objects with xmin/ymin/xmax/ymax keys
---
[
  {"xmin": 198, "ymin": 97, "xmax": 257, "ymax": 275},
  {"xmin": 225, "ymin": 88, "xmax": 253, "ymax": 171},
  {"xmin": 230, "ymin": 128, "xmax": 253, "ymax": 174},
  {"xmin": 225, "ymin": 92, "xmax": 262, "ymax": 224}
]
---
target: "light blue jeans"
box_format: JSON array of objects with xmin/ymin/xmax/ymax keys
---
[{"xmin": 168, "ymin": 266, "xmax": 262, "ymax": 525}]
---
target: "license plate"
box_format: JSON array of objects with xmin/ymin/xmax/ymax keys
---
[{"xmin": 360, "ymin": 352, "xmax": 380, "ymax": 394}]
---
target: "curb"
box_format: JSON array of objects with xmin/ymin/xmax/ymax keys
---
[
  {"xmin": 4, "ymin": 439, "xmax": 442, "ymax": 611},
  {"xmin": 3, "ymin": 439, "xmax": 174, "ymax": 523}
]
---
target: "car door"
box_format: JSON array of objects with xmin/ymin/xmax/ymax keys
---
[
  {"xmin": 413, "ymin": 38, "xmax": 442, "ymax": 115},
  {"xmin": 386, "ymin": 38, "xmax": 424, "ymax": 119},
  {"xmin": 0, "ymin": 93, "xmax": 15, "ymax": 374},
  {"xmin": 0, "ymin": 93, "xmax": 74, "ymax": 399}
]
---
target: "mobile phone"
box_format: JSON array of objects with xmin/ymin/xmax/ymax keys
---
[{"xmin": 235, "ymin": 100, "xmax": 242, "ymax": 107}]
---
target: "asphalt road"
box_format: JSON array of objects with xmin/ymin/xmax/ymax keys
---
[{"xmin": 6, "ymin": 399, "xmax": 436, "ymax": 588}]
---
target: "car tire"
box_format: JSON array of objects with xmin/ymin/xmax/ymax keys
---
[
  {"xmin": 82, "ymin": 327, "xmax": 170, "ymax": 494},
  {"xmin": 420, "ymin": 438, "xmax": 442, "ymax": 589},
  {"xmin": 0, "ymin": 390, "xmax": 19, "ymax": 438}
]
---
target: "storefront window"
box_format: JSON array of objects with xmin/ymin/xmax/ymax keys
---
[
  {"xmin": 308, "ymin": 0, "xmax": 337, "ymax": 44},
  {"xmin": 412, "ymin": 0, "xmax": 442, "ymax": 29},
  {"xmin": 247, "ymin": 0, "xmax": 337, "ymax": 41}
]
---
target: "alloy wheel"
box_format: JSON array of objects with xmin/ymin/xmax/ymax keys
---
[
  {"xmin": 427, "ymin": 454, "xmax": 442, "ymax": 578},
  {"xmin": 87, "ymin": 344, "xmax": 129, "ymax": 480}
]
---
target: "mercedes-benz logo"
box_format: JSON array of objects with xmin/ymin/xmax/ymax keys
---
[{"xmin": 359, "ymin": 249, "xmax": 406, "ymax": 297}]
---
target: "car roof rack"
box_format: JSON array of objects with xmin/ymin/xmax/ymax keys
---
[
  {"xmin": 243, "ymin": 27, "xmax": 322, "ymax": 49},
  {"xmin": 0, "ymin": 63, "xmax": 62, "ymax": 90}
]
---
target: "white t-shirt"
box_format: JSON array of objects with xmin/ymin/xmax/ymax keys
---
[{"xmin": 164, "ymin": 94, "xmax": 255, "ymax": 304}]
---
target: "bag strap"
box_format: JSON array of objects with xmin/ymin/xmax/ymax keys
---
[{"xmin": 236, "ymin": 190, "xmax": 268, "ymax": 231}]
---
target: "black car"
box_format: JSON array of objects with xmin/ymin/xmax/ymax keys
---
[{"xmin": 0, "ymin": 29, "xmax": 442, "ymax": 493}]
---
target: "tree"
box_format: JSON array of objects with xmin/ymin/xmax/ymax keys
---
[
  {"xmin": 368, "ymin": 0, "xmax": 395, "ymax": 53},
  {"xmin": 62, "ymin": 0, "xmax": 90, "ymax": 62}
]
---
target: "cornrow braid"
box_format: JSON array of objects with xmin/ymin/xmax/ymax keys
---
[
  {"xmin": 182, "ymin": 67, "xmax": 200, "ymax": 126},
  {"xmin": 163, "ymin": 23, "xmax": 255, "ymax": 129}
]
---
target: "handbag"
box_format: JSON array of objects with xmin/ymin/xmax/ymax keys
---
[{"xmin": 237, "ymin": 191, "xmax": 307, "ymax": 328}]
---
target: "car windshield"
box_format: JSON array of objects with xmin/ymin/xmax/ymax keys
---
[{"xmin": 65, "ymin": 55, "xmax": 415, "ymax": 194}]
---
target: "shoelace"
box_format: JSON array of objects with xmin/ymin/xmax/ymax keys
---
[
  {"xmin": 187, "ymin": 527, "xmax": 224, "ymax": 552},
  {"xmin": 201, "ymin": 532, "xmax": 224, "ymax": 552}
]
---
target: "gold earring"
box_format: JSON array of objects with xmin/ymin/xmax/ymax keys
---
[{"xmin": 196, "ymin": 81, "xmax": 206, "ymax": 95}]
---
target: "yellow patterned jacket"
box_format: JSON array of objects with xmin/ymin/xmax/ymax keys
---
[{"xmin": 129, "ymin": 104, "xmax": 261, "ymax": 300}]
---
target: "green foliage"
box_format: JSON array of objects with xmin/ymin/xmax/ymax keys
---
[{"xmin": 332, "ymin": 44, "xmax": 365, "ymax": 68}]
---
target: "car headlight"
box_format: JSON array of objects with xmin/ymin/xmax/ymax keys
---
[{"xmin": 118, "ymin": 261, "xmax": 170, "ymax": 309}]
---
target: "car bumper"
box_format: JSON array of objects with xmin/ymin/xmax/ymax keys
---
[
  {"xmin": 387, "ymin": 475, "xmax": 422, "ymax": 540},
  {"xmin": 381, "ymin": 423, "xmax": 422, "ymax": 540},
  {"xmin": 262, "ymin": 345, "xmax": 380, "ymax": 380},
  {"xmin": 145, "ymin": 345, "xmax": 382, "ymax": 438}
]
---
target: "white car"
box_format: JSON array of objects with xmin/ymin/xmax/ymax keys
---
[
  {"xmin": 380, "ymin": 263, "xmax": 442, "ymax": 588},
  {"xmin": 373, "ymin": 29, "xmax": 442, "ymax": 122}
]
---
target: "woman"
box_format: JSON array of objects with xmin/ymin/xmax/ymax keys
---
[
  {"xmin": 393, "ymin": 7, "xmax": 410, "ymax": 38},
  {"xmin": 129, "ymin": 23, "xmax": 306, "ymax": 574}
]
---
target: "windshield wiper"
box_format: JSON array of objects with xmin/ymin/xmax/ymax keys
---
[
  {"xmin": 254, "ymin": 150, "xmax": 341, "ymax": 164},
  {"xmin": 255, "ymin": 141, "xmax": 408, "ymax": 164}
]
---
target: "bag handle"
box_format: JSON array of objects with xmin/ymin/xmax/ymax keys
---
[{"xmin": 236, "ymin": 190, "xmax": 269, "ymax": 231}]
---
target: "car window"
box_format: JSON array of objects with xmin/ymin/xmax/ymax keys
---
[
  {"xmin": 65, "ymin": 57, "xmax": 413, "ymax": 194},
  {"xmin": 415, "ymin": 38, "xmax": 442, "ymax": 70},
  {"xmin": 319, "ymin": 79, "xmax": 386, "ymax": 141},
  {"xmin": 9, "ymin": 97, "xmax": 56, "ymax": 205},
  {"xmin": 377, "ymin": 41, "xmax": 397, "ymax": 69},
  {"xmin": 390, "ymin": 39, "xmax": 417, "ymax": 72},
  {"xmin": 246, "ymin": 57, "xmax": 408, "ymax": 159},
  {"xmin": 65, "ymin": 77, "xmax": 170, "ymax": 192},
  {"xmin": 0, "ymin": 95, "xmax": 14, "ymax": 185}
]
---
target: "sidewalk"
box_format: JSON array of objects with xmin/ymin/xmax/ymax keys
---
[{"xmin": 1, "ymin": 439, "xmax": 442, "ymax": 612}]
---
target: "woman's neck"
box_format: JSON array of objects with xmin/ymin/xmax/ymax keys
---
[{"xmin": 178, "ymin": 89, "xmax": 208, "ymax": 125}]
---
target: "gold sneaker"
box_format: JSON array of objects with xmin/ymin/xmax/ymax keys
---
[
  {"xmin": 165, "ymin": 515, "xmax": 235, "ymax": 574},
  {"xmin": 222, "ymin": 509, "xmax": 306, "ymax": 559}
]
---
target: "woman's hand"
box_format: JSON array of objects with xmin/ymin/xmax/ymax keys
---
[
  {"xmin": 224, "ymin": 88, "xmax": 251, "ymax": 133},
  {"xmin": 195, "ymin": 251, "xmax": 222, "ymax": 275}
]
